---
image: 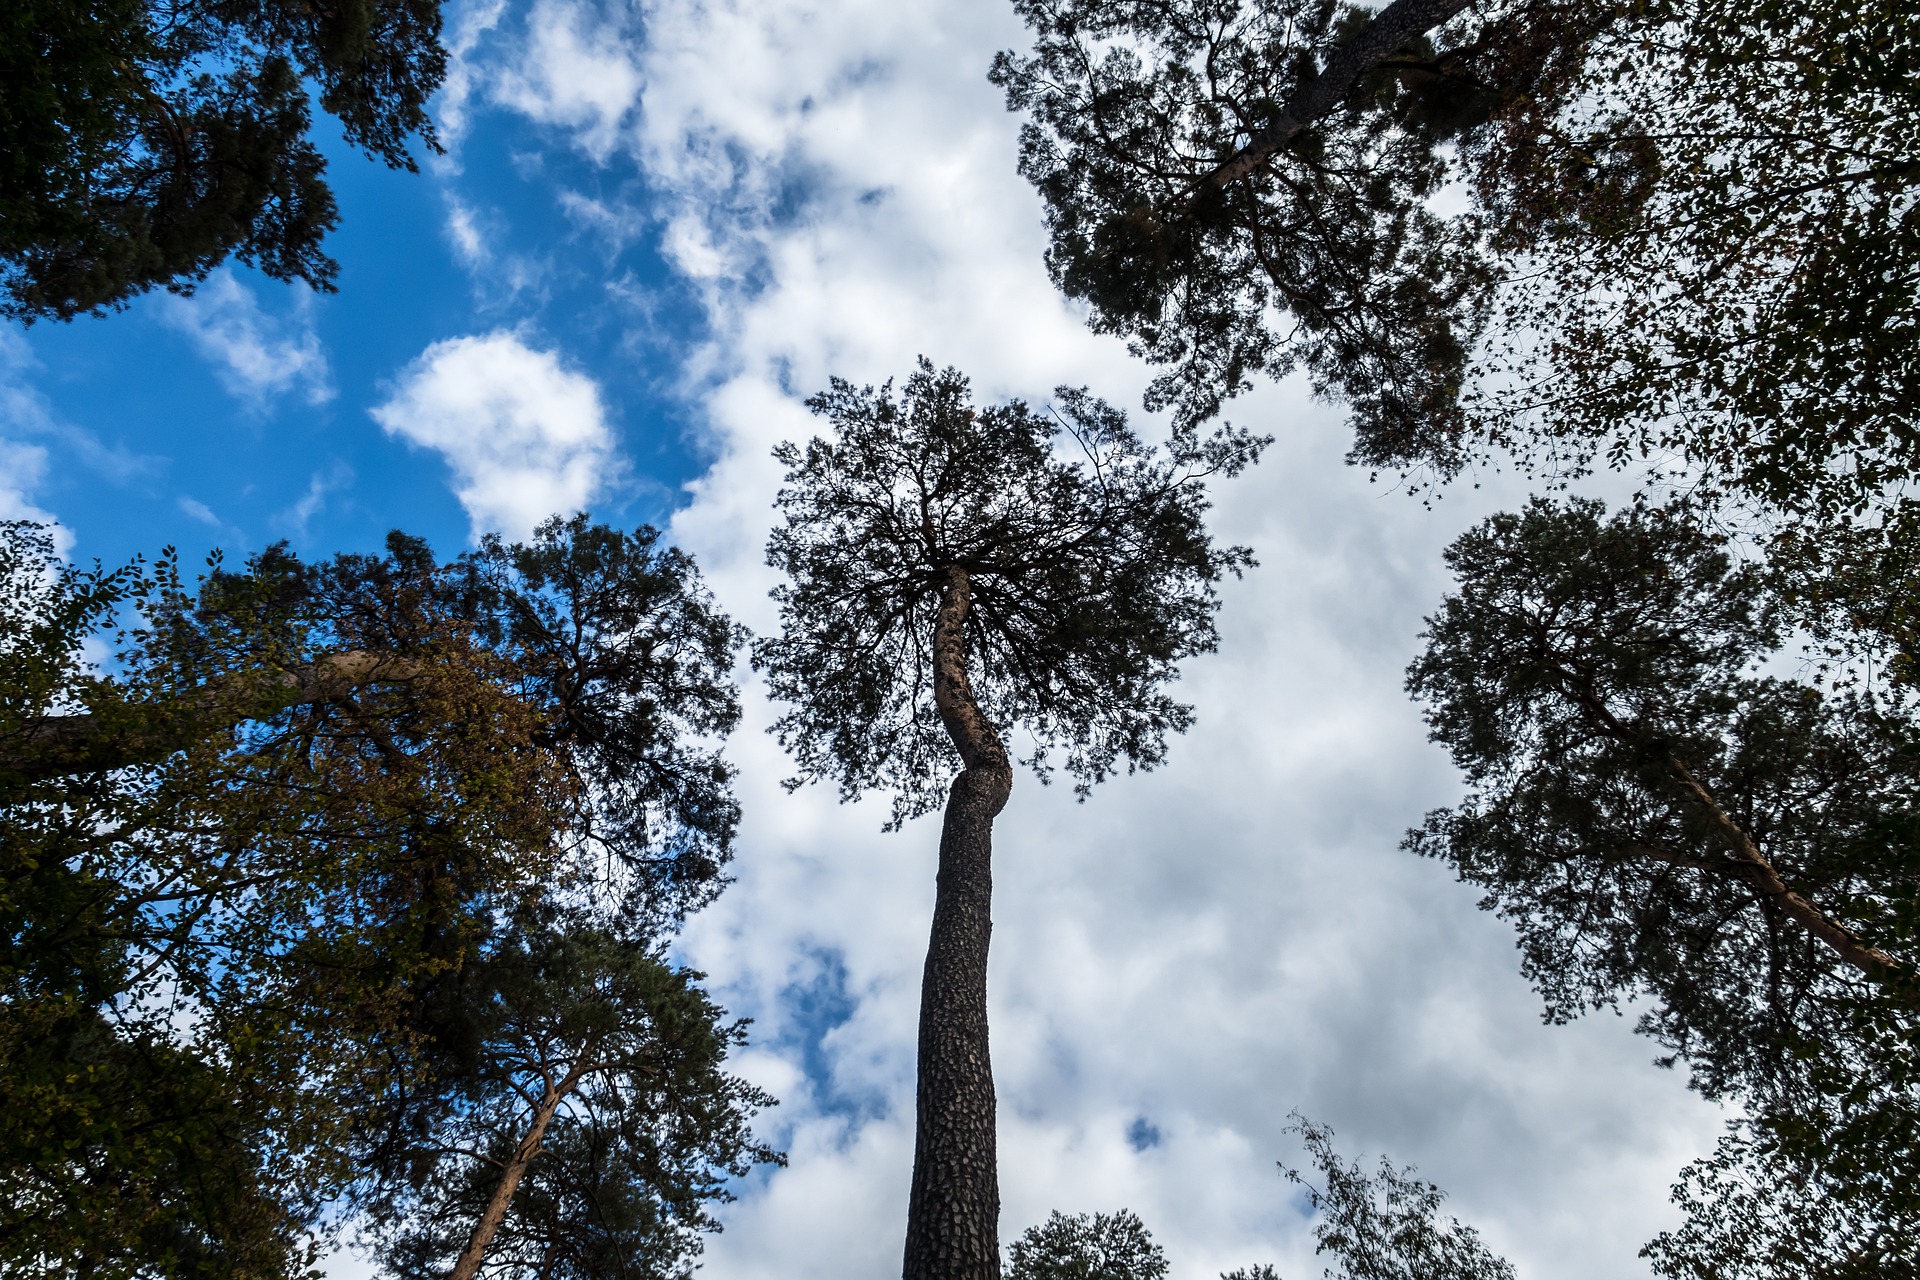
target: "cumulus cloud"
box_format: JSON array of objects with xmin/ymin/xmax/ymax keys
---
[
  {"xmin": 493, "ymin": 0, "xmax": 644, "ymax": 161},
  {"xmin": 155, "ymin": 270, "xmax": 334, "ymax": 408},
  {"xmin": 371, "ymin": 331, "xmax": 618, "ymax": 540}
]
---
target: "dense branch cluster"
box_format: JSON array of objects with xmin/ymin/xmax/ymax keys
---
[
  {"xmin": 0, "ymin": 0, "xmax": 447, "ymax": 319},
  {"xmin": 1469, "ymin": 0, "xmax": 1920, "ymax": 518},
  {"xmin": 0, "ymin": 516, "xmax": 768, "ymax": 1278},
  {"xmin": 1407, "ymin": 499, "xmax": 1920, "ymax": 1274},
  {"xmin": 991, "ymin": 0, "xmax": 1512, "ymax": 463},
  {"xmin": 754, "ymin": 359, "xmax": 1261, "ymax": 825}
]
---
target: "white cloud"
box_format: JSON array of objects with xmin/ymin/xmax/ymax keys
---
[
  {"xmin": 370, "ymin": 331, "xmax": 618, "ymax": 540},
  {"xmin": 176, "ymin": 496, "xmax": 221, "ymax": 526},
  {"xmin": 493, "ymin": 0, "xmax": 644, "ymax": 162},
  {"xmin": 445, "ymin": 195, "xmax": 490, "ymax": 267},
  {"xmin": 0, "ymin": 336, "xmax": 58, "ymax": 528},
  {"xmin": 0, "ymin": 330, "xmax": 154, "ymax": 499},
  {"xmin": 434, "ymin": 0, "xmax": 513, "ymax": 148},
  {"xmin": 156, "ymin": 270, "xmax": 334, "ymax": 408}
]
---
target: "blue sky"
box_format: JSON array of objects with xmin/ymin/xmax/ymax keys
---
[
  {"xmin": 7, "ymin": 3, "xmax": 1734, "ymax": 1276},
  {"xmin": 7, "ymin": 6, "xmax": 709, "ymax": 576}
]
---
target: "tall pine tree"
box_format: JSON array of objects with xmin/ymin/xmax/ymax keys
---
[{"xmin": 754, "ymin": 360, "xmax": 1258, "ymax": 1280}]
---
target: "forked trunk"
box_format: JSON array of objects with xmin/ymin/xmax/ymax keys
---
[{"xmin": 902, "ymin": 567, "xmax": 1013, "ymax": 1280}]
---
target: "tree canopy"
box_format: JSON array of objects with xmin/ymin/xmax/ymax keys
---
[
  {"xmin": 755, "ymin": 359, "xmax": 1261, "ymax": 827},
  {"xmin": 1005, "ymin": 1209, "xmax": 1169, "ymax": 1280},
  {"xmin": 0, "ymin": 515, "xmax": 762, "ymax": 1278},
  {"xmin": 0, "ymin": 0, "xmax": 448, "ymax": 321},
  {"xmin": 1406, "ymin": 498, "xmax": 1920, "ymax": 1276},
  {"xmin": 356, "ymin": 905, "xmax": 780, "ymax": 1280},
  {"xmin": 994, "ymin": 0, "xmax": 1920, "ymax": 517}
]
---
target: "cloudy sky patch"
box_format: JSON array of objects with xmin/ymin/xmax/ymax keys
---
[{"xmin": 156, "ymin": 270, "xmax": 335, "ymax": 409}]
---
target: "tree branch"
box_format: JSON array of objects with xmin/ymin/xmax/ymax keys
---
[
  {"xmin": 1567, "ymin": 680, "xmax": 1909, "ymax": 985},
  {"xmin": 1206, "ymin": 0, "xmax": 1476, "ymax": 190},
  {"xmin": 1, "ymin": 650, "xmax": 423, "ymax": 783},
  {"xmin": 447, "ymin": 1058, "xmax": 590, "ymax": 1280}
]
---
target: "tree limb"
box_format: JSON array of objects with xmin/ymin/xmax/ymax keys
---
[
  {"xmin": 447, "ymin": 1058, "xmax": 590, "ymax": 1280},
  {"xmin": 932, "ymin": 567, "xmax": 1010, "ymax": 773},
  {"xmin": 0, "ymin": 650, "xmax": 423, "ymax": 784},
  {"xmin": 1206, "ymin": 0, "xmax": 1477, "ymax": 189},
  {"xmin": 1567, "ymin": 680, "xmax": 1909, "ymax": 985}
]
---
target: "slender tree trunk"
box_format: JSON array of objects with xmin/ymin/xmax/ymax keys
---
[
  {"xmin": 448, "ymin": 1062, "xmax": 584, "ymax": 1280},
  {"xmin": 902, "ymin": 567, "xmax": 1013, "ymax": 1280}
]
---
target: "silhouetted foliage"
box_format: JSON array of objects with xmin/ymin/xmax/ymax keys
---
[
  {"xmin": 1285, "ymin": 1117, "xmax": 1514, "ymax": 1280},
  {"xmin": 1225, "ymin": 1118, "xmax": 1513, "ymax": 1280},
  {"xmin": 0, "ymin": 515, "xmax": 744, "ymax": 1276},
  {"xmin": 1469, "ymin": 0, "xmax": 1920, "ymax": 521},
  {"xmin": 755, "ymin": 359, "xmax": 1261, "ymax": 827},
  {"xmin": 1643, "ymin": 1109, "xmax": 1920, "ymax": 1280},
  {"xmin": 1408, "ymin": 498, "xmax": 1920, "ymax": 1274},
  {"xmin": 991, "ymin": 0, "xmax": 1600, "ymax": 464},
  {"xmin": 357, "ymin": 907, "xmax": 780, "ymax": 1280},
  {"xmin": 1007, "ymin": 1209, "xmax": 1169, "ymax": 1280},
  {"xmin": 0, "ymin": 0, "xmax": 447, "ymax": 320},
  {"xmin": 996, "ymin": 1, "xmax": 1920, "ymax": 517}
]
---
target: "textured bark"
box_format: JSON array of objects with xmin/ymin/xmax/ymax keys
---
[
  {"xmin": 1207, "ymin": 0, "xmax": 1477, "ymax": 189},
  {"xmin": 902, "ymin": 567, "xmax": 1013, "ymax": 1280},
  {"xmin": 0, "ymin": 650, "xmax": 420, "ymax": 783},
  {"xmin": 448, "ymin": 1061, "xmax": 586, "ymax": 1280}
]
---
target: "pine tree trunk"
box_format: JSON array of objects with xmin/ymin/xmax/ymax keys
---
[
  {"xmin": 448, "ymin": 1061, "xmax": 584, "ymax": 1280},
  {"xmin": 902, "ymin": 567, "xmax": 1013, "ymax": 1280}
]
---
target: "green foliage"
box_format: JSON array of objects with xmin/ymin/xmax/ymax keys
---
[
  {"xmin": 1406, "ymin": 498, "xmax": 1919, "ymax": 1102},
  {"xmin": 0, "ymin": 0, "xmax": 446, "ymax": 320},
  {"xmin": 0, "ymin": 516, "xmax": 745, "ymax": 1277},
  {"xmin": 1644, "ymin": 1110, "xmax": 1920, "ymax": 1279},
  {"xmin": 990, "ymin": 0, "xmax": 1507, "ymax": 460},
  {"xmin": 464, "ymin": 515, "xmax": 746, "ymax": 923},
  {"xmin": 1407, "ymin": 498, "xmax": 1920, "ymax": 1270},
  {"xmin": 1470, "ymin": 0, "xmax": 1920, "ymax": 520},
  {"xmin": 997, "ymin": 1, "xmax": 1920, "ymax": 518},
  {"xmin": 357, "ymin": 908, "xmax": 781, "ymax": 1280},
  {"xmin": 1279, "ymin": 1117, "xmax": 1515, "ymax": 1280},
  {"xmin": 1006, "ymin": 1209, "xmax": 1169, "ymax": 1280},
  {"xmin": 0, "ymin": 1007, "xmax": 318, "ymax": 1280},
  {"xmin": 753, "ymin": 359, "xmax": 1260, "ymax": 825}
]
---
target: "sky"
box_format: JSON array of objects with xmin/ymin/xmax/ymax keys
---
[{"xmin": 4, "ymin": 1, "xmax": 1731, "ymax": 1277}]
